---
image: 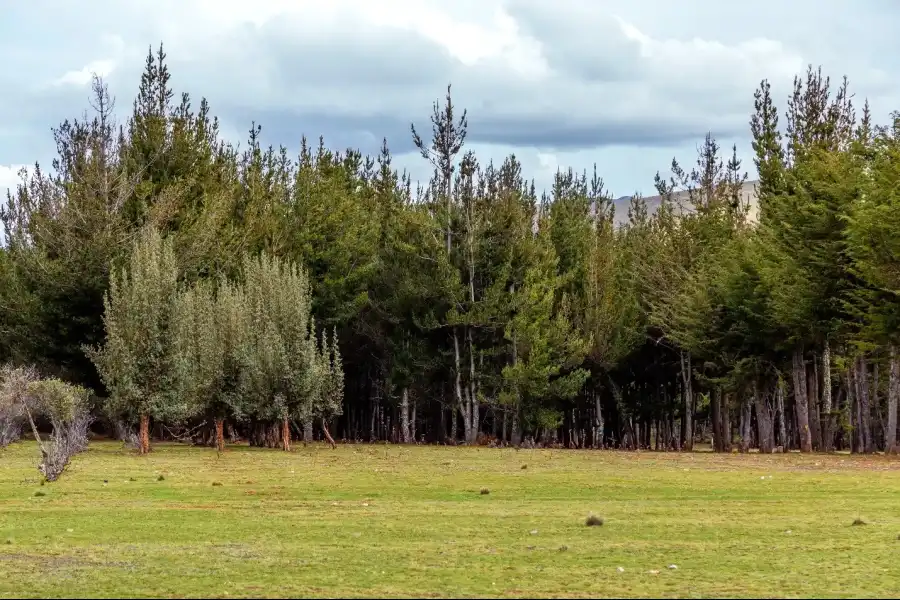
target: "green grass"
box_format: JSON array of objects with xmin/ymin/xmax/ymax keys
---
[{"xmin": 1, "ymin": 441, "xmax": 899, "ymax": 598}]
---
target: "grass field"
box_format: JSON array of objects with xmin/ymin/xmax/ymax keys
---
[{"xmin": 1, "ymin": 441, "xmax": 899, "ymax": 598}]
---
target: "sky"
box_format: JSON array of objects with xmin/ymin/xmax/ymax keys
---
[{"xmin": 1, "ymin": 0, "xmax": 899, "ymax": 200}]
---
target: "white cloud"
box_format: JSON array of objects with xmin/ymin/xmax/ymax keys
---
[
  {"xmin": 0, "ymin": 0, "xmax": 898, "ymax": 197},
  {"xmin": 0, "ymin": 164, "xmax": 26, "ymax": 197},
  {"xmin": 54, "ymin": 59, "xmax": 118, "ymax": 87}
]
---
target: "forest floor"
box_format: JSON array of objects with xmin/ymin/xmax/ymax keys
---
[{"xmin": 1, "ymin": 441, "xmax": 899, "ymax": 598}]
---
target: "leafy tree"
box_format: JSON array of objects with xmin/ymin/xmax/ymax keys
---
[{"xmin": 87, "ymin": 226, "xmax": 190, "ymax": 454}]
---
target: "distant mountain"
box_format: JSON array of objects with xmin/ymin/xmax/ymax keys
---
[{"xmin": 610, "ymin": 180, "xmax": 760, "ymax": 228}]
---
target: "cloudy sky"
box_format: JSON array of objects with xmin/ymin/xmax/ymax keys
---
[{"xmin": 1, "ymin": 0, "xmax": 898, "ymax": 200}]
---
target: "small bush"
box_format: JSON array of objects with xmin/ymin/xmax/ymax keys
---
[
  {"xmin": 585, "ymin": 514, "xmax": 604, "ymax": 527},
  {"xmin": 34, "ymin": 490, "xmax": 46, "ymax": 497},
  {"xmin": 480, "ymin": 487, "xmax": 490, "ymax": 495},
  {"xmin": 852, "ymin": 518, "xmax": 867, "ymax": 526},
  {"xmin": 521, "ymin": 464, "xmax": 527, "ymax": 470},
  {"xmin": 212, "ymin": 481, "xmax": 223, "ymax": 487},
  {"xmin": 157, "ymin": 475, "xmax": 165, "ymax": 481}
]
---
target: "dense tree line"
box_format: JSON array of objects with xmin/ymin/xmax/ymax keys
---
[{"xmin": 2, "ymin": 45, "xmax": 899, "ymax": 454}]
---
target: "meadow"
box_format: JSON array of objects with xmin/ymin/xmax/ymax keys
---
[{"xmin": 1, "ymin": 442, "xmax": 899, "ymax": 598}]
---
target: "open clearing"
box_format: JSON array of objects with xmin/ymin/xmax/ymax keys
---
[{"xmin": 1, "ymin": 442, "xmax": 899, "ymax": 598}]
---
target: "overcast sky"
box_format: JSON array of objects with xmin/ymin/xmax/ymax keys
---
[{"xmin": 1, "ymin": 0, "xmax": 898, "ymax": 199}]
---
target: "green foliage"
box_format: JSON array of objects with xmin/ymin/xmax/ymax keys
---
[{"xmin": 87, "ymin": 226, "xmax": 191, "ymax": 424}]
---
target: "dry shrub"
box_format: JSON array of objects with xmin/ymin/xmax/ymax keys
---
[
  {"xmin": 0, "ymin": 365, "xmax": 36, "ymax": 448},
  {"xmin": 0, "ymin": 400, "xmax": 24, "ymax": 448},
  {"xmin": 114, "ymin": 420, "xmax": 141, "ymax": 452},
  {"xmin": 585, "ymin": 514, "xmax": 604, "ymax": 527},
  {"xmin": 1, "ymin": 366, "xmax": 93, "ymax": 482}
]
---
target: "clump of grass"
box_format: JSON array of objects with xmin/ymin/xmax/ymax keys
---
[
  {"xmin": 521, "ymin": 464, "xmax": 527, "ymax": 470},
  {"xmin": 157, "ymin": 475, "xmax": 165, "ymax": 481},
  {"xmin": 4, "ymin": 538, "xmax": 11, "ymax": 545},
  {"xmin": 585, "ymin": 514, "xmax": 604, "ymax": 527},
  {"xmin": 212, "ymin": 481, "xmax": 222, "ymax": 487},
  {"xmin": 39, "ymin": 480, "xmax": 45, "ymax": 486},
  {"xmin": 480, "ymin": 487, "xmax": 490, "ymax": 495},
  {"xmin": 558, "ymin": 545, "xmax": 568, "ymax": 552},
  {"xmin": 129, "ymin": 477, "xmax": 136, "ymax": 482},
  {"xmin": 852, "ymin": 518, "xmax": 867, "ymax": 526},
  {"xmin": 34, "ymin": 490, "xmax": 46, "ymax": 497}
]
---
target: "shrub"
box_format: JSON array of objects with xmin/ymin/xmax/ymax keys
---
[{"xmin": 585, "ymin": 514, "xmax": 604, "ymax": 527}]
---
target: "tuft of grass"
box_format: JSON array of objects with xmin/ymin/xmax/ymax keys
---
[
  {"xmin": 852, "ymin": 517, "xmax": 867, "ymax": 526},
  {"xmin": 156, "ymin": 474, "xmax": 165, "ymax": 481},
  {"xmin": 480, "ymin": 487, "xmax": 489, "ymax": 495},
  {"xmin": 212, "ymin": 481, "xmax": 223, "ymax": 487},
  {"xmin": 521, "ymin": 464, "xmax": 527, "ymax": 470},
  {"xmin": 129, "ymin": 477, "xmax": 137, "ymax": 482},
  {"xmin": 4, "ymin": 538, "xmax": 11, "ymax": 545},
  {"xmin": 585, "ymin": 514, "xmax": 604, "ymax": 527},
  {"xmin": 33, "ymin": 490, "xmax": 46, "ymax": 497}
]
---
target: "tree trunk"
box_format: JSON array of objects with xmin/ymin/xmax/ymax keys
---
[
  {"xmin": 139, "ymin": 414, "xmax": 151, "ymax": 455},
  {"xmin": 467, "ymin": 330, "xmax": 479, "ymax": 445},
  {"xmin": 680, "ymin": 351, "xmax": 693, "ymax": 451},
  {"xmin": 776, "ymin": 378, "xmax": 788, "ymax": 450},
  {"xmin": 792, "ymin": 348, "xmax": 813, "ymax": 453},
  {"xmin": 511, "ymin": 411, "xmax": 522, "ymax": 446},
  {"xmin": 400, "ymin": 387, "xmax": 411, "ymax": 443},
  {"xmin": 849, "ymin": 367, "xmax": 861, "ymax": 453},
  {"xmin": 281, "ymin": 416, "xmax": 291, "ymax": 452},
  {"xmin": 453, "ymin": 330, "xmax": 470, "ymax": 444},
  {"xmin": 754, "ymin": 381, "xmax": 775, "ymax": 453},
  {"xmin": 739, "ymin": 397, "xmax": 752, "ymax": 453},
  {"xmin": 888, "ymin": 346, "xmax": 899, "ymax": 454},
  {"xmin": 808, "ymin": 358, "xmax": 821, "ymax": 451},
  {"xmin": 214, "ymin": 418, "xmax": 225, "ymax": 453},
  {"xmin": 321, "ymin": 417, "xmax": 336, "ymax": 449},
  {"xmin": 303, "ymin": 419, "xmax": 314, "ymax": 443},
  {"xmin": 822, "ymin": 341, "xmax": 833, "ymax": 451},
  {"xmin": 449, "ymin": 406, "xmax": 458, "ymax": 443},
  {"xmin": 411, "ymin": 398, "xmax": 417, "ymax": 443},
  {"xmin": 711, "ymin": 387, "xmax": 723, "ymax": 452},
  {"xmin": 856, "ymin": 356, "xmax": 874, "ymax": 453},
  {"xmin": 594, "ymin": 392, "xmax": 604, "ymax": 449}
]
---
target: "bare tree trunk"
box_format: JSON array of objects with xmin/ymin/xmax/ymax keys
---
[
  {"xmin": 792, "ymin": 348, "xmax": 813, "ymax": 453},
  {"xmin": 822, "ymin": 341, "xmax": 833, "ymax": 451},
  {"xmin": 809, "ymin": 357, "xmax": 821, "ymax": 451},
  {"xmin": 303, "ymin": 419, "xmax": 313, "ymax": 442},
  {"xmin": 594, "ymin": 392, "xmax": 604, "ymax": 449},
  {"xmin": 754, "ymin": 381, "xmax": 775, "ymax": 453},
  {"xmin": 467, "ymin": 330, "xmax": 479, "ymax": 445},
  {"xmin": 739, "ymin": 397, "xmax": 752, "ymax": 453},
  {"xmin": 281, "ymin": 416, "xmax": 291, "ymax": 452},
  {"xmin": 711, "ymin": 387, "xmax": 723, "ymax": 452},
  {"xmin": 857, "ymin": 356, "xmax": 874, "ymax": 453},
  {"xmin": 321, "ymin": 417, "xmax": 336, "ymax": 449},
  {"xmin": 776, "ymin": 378, "xmax": 788, "ymax": 449},
  {"xmin": 139, "ymin": 414, "xmax": 151, "ymax": 455},
  {"xmin": 453, "ymin": 330, "xmax": 471, "ymax": 444},
  {"xmin": 411, "ymin": 397, "xmax": 417, "ymax": 443},
  {"xmin": 511, "ymin": 411, "xmax": 521, "ymax": 446},
  {"xmin": 680, "ymin": 351, "xmax": 693, "ymax": 451},
  {"xmin": 214, "ymin": 418, "xmax": 225, "ymax": 453},
  {"xmin": 888, "ymin": 346, "xmax": 900, "ymax": 454},
  {"xmin": 400, "ymin": 387, "xmax": 411, "ymax": 443},
  {"xmin": 849, "ymin": 367, "xmax": 861, "ymax": 453}
]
